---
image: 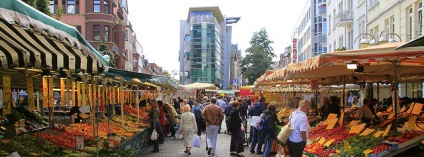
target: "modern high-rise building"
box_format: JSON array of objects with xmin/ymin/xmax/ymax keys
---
[
  {"xmin": 293, "ymin": 0, "xmax": 328, "ymax": 62},
  {"xmin": 230, "ymin": 44, "xmax": 243, "ymax": 89},
  {"xmin": 50, "ymin": 0, "xmax": 143, "ymax": 71},
  {"xmin": 179, "ymin": 7, "xmax": 240, "ymax": 89}
]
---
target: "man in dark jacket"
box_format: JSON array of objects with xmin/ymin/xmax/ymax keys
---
[
  {"xmin": 262, "ymin": 102, "xmax": 281, "ymax": 157},
  {"xmin": 248, "ymin": 97, "xmax": 266, "ymax": 154},
  {"xmin": 225, "ymin": 102, "xmax": 233, "ymax": 134}
]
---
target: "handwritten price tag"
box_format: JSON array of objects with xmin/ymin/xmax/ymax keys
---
[
  {"xmin": 386, "ymin": 106, "xmax": 393, "ymax": 113},
  {"xmin": 388, "ymin": 113, "xmax": 395, "ymax": 119},
  {"xmin": 318, "ymin": 137, "xmax": 326, "ymax": 145},
  {"xmin": 324, "ymin": 139, "xmax": 335, "ymax": 147},
  {"xmin": 407, "ymin": 103, "xmax": 415, "ymax": 113},
  {"xmin": 383, "ymin": 124, "xmax": 392, "ymax": 137},
  {"xmin": 349, "ymin": 124, "xmax": 366, "ymax": 134},
  {"xmin": 326, "ymin": 118, "xmax": 338, "ymax": 130},
  {"xmin": 400, "ymin": 106, "xmax": 407, "ymax": 113},
  {"xmin": 373, "ymin": 131, "xmax": 384, "ymax": 138},
  {"xmin": 360, "ymin": 128, "xmax": 375, "ymax": 136},
  {"xmin": 412, "ymin": 103, "xmax": 423, "ymax": 115}
]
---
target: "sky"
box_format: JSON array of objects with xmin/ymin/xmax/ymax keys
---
[{"xmin": 128, "ymin": 0, "xmax": 307, "ymax": 73}]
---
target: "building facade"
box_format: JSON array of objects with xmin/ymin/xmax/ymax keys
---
[
  {"xmin": 294, "ymin": 0, "xmax": 328, "ymax": 62},
  {"xmin": 229, "ymin": 44, "xmax": 242, "ymax": 89},
  {"xmin": 179, "ymin": 7, "xmax": 239, "ymax": 89},
  {"xmin": 50, "ymin": 0, "xmax": 143, "ymax": 71}
]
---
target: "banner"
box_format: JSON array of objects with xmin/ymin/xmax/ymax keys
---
[
  {"xmin": 26, "ymin": 77, "xmax": 35, "ymax": 111},
  {"xmin": 2, "ymin": 76, "xmax": 11, "ymax": 116}
]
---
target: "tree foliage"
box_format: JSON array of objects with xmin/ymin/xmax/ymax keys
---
[
  {"xmin": 241, "ymin": 28, "xmax": 275, "ymax": 85},
  {"xmin": 98, "ymin": 43, "xmax": 116, "ymax": 68},
  {"xmin": 162, "ymin": 70, "xmax": 171, "ymax": 77},
  {"xmin": 55, "ymin": 5, "xmax": 64, "ymax": 20},
  {"xmin": 23, "ymin": 0, "xmax": 51, "ymax": 16}
]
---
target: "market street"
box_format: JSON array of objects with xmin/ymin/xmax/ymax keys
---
[{"xmin": 137, "ymin": 122, "xmax": 267, "ymax": 157}]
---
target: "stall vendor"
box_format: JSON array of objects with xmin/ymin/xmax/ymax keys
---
[
  {"xmin": 69, "ymin": 105, "xmax": 82, "ymax": 123},
  {"xmin": 359, "ymin": 98, "xmax": 374, "ymax": 123}
]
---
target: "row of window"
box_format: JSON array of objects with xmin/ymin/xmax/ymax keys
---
[
  {"xmin": 49, "ymin": 0, "xmax": 109, "ymax": 14},
  {"xmin": 93, "ymin": 25, "xmax": 110, "ymax": 41}
]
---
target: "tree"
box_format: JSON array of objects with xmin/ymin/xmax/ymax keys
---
[
  {"xmin": 55, "ymin": 5, "xmax": 64, "ymax": 20},
  {"xmin": 241, "ymin": 28, "xmax": 276, "ymax": 85},
  {"xmin": 23, "ymin": 0, "xmax": 51, "ymax": 16},
  {"xmin": 162, "ymin": 70, "xmax": 171, "ymax": 77},
  {"xmin": 98, "ymin": 43, "xmax": 116, "ymax": 68}
]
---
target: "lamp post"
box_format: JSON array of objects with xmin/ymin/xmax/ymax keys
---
[
  {"xmin": 179, "ymin": 71, "xmax": 188, "ymax": 85},
  {"xmin": 378, "ymin": 32, "xmax": 402, "ymax": 44},
  {"xmin": 354, "ymin": 33, "xmax": 377, "ymax": 48}
]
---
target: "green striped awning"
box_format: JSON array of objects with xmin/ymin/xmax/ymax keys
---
[{"xmin": 0, "ymin": 0, "xmax": 109, "ymax": 74}]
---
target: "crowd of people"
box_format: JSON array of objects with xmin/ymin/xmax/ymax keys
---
[{"xmin": 147, "ymin": 94, "xmax": 322, "ymax": 157}]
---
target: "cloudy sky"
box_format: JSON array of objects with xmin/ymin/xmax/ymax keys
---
[{"xmin": 128, "ymin": 0, "xmax": 307, "ymax": 73}]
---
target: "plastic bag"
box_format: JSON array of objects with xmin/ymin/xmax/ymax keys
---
[
  {"xmin": 193, "ymin": 134, "xmax": 200, "ymax": 148},
  {"xmin": 151, "ymin": 129, "xmax": 157, "ymax": 141}
]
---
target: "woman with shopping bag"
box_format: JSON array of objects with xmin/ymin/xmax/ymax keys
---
[
  {"xmin": 229, "ymin": 101, "xmax": 245, "ymax": 157},
  {"xmin": 148, "ymin": 99, "xmax": 160, "ymax": 153},
  {"xmin": 180, "ymin": 105, "xmax": 198, "ymax": 155}
]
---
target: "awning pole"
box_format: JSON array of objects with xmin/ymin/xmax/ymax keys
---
[
  {"xmin": 393, "ymin": 60, "xmax": 399, "ymax": 133},
  {"xmin": 343, "ymin": 76, "xmax": 346, "ymax": 111}
]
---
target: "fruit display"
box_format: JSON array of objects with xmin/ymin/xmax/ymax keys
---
[
  {"xmin": 0, "ymin": 133, "xmax": 63, "ymax": 156},
  {"xmin": 369, "ymin": 143, "xmax": 395, "ymax": 156},
  {"xmin": 36, "ymin": 129, "xmax": 80, "ymax": 149},
  {"xmin": 386, "ymin": 130, "xmax": 422, "ymax": 144}
]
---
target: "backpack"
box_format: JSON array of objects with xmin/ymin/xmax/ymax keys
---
[{"xmin": 256, "ymin": 113, "xmax": 271, "ymax": 131}]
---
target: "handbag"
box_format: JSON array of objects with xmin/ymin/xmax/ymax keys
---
[
  {"xmin": 277, "ymin": 114, "xmax": 293, "ymax": 144},
  {"xmin": 193, "ymin": 134, "xmax": 201, "ymax": 148},
  {"xmin": 151, "ymin": 129, "xmax": 158, "ymax": 141}
]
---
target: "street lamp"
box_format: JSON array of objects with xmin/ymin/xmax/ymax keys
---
[
  {"xmin": 378, "ymin": 32, "xmax": 402, "ymax": 44},
  {"xmin": 179, "ymin": 71, "xmax": 188, "ymax": 84},
  {"xmin": 354, "ymin": 33, "xmax": 377, "ymax": 48}
]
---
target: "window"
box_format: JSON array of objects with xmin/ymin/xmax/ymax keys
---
[
  {"xmin": 418, "ymin": 2, "xmax": 422, "ymax": 36},
  {"xmin": 408, "ymin": 8, "xmax": 413, "ymax": 40},
  {"xmin": 48, "ymin": 0, "xmax": 56, "ymax": 14},
  {"xmin": 391, "ymin": 16, "xmax": 395, "ymax": 36},
  {"xmin": 76, "ymin": 25, "xmax": 81, "ymax": 33},
  {"xmin": 94, "ymin": 0, "xmax": 100, "ymax": 13},
  {"xmin": 67, "ymin": 0, "xmax": 76, "ymax": 14},
  {"xmin": 104, "ymin": 1, "xmax": 109, "ymax": 14},
  {"xmin": 369, "ymin": 0, "xmax": 378, "ymax": 7},
  {"xmin": 104, "ymin": 26, "xmax": 109, "ymax": 41},
  {"xmin": 93, "ymin": 25, "xmax": 100, "ymax": 41},
  {"xmin": 385, "ymin": 19, "xmax": 390, "ymax": 34}
]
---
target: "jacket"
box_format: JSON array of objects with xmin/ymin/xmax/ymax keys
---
[
  {"xmin": 263, "ymin": 111, "xmax": 279, "ymax": 139},
  {"xmin": 229, "ymin": 109, "xmax": 242, "ymax": 132},
  {"xmin": 201, "ymin": 103, "xmax": 224, "ymax": 126},
  {"xmin": 149, "ymin": 107, "xmax": 159, "ymax": 129},
  {"xmin": 248, "ymin": 102, "xmax": 266, "ymax": 117}
]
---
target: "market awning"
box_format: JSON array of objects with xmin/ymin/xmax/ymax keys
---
[
  {"xmin": 396, "ymin": 35, "xmax": 424, "ymax": 50},
  {"xmin": 148, "ymin": 77, "xmax": 180, "ymax": 90},
  {"xmin": 285, "ymin": 42, "xmax": 424, "ymax": 83},
  {"xmin": 0, "ymin": 0, "xmax": 109, "ymax": 74},
  {"xmin": 105, "ymin": 68, "xmax": 154, "ymax": 82},
  {"xmin": 182, "ymin": 82, "xmax": 217, "ymax": 90}
]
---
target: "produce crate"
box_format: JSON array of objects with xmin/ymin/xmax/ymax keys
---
[
  {"xmin": 398, "ymin": 134, "xmax": 424, "ymax": 149},
  {"xmin": 368, "ymin": 144, "xmax": 398, "ymax": 157},
  {"xmin": 118, "ymin": 127, "xmax": 150, "ymax": 150}
]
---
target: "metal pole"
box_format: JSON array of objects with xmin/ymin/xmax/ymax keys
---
[{"xmin": 343, "ymin": 76, "xmax": 346, "ymax": 110}]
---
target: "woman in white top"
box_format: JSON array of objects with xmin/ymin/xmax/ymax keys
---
[
  {"xmin": 287, "ymin": 100, "xmax": 311, "ymax": 157},
  {"xmin": 180, "ymin": 105, "xmax": 198, "ymax": 155}
]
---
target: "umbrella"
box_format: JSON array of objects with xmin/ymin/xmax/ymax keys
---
[{"xmin": 182, "ymin": 82, "xmax": 217, "ymax": 89}]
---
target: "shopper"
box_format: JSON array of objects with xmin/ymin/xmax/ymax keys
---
[
  {"xmin": 201, "ymin": 97, "xmax": 224, "ymax": 156},
  {"xmin": 287, "ymin": 100, "xmax": 311, "ymax": 157},
  {"xmin": 360, "ymin": 98, "xmax": 375, "ymax": 123},
  {"xmin": 228, "ymin": 101, "xmax": 245, "ymax": 157},
  {"xmin": 163, "ymin": 102, "xmax": 177, "ymax": 137},
  {"xmin": 157, "ymin": 100, "xmax": 166, "ymax": 144},
  {"xmin": 216, "ymin": 96, "xmax": 227, "ymax": 133},
  {"xmin": 148, "ymin": 99, "xmax": 160, "ymax": 153},
  {"xmin": 262, "ymin": 102, "xmax": 280, "ymax": 157},
  {"xmin": 248, "ymin": 97, "xmax": 266, "ymax": 154},
  {"xmin": 191, "ymin": 99, "xmax": 204, "ymax": 136},
  {"xmin": 180, "ymin": 105, "xmax": 197, "ymax": 155}
]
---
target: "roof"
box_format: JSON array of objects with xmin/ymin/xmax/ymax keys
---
[{"xmin": 188, "ymin": 6, "xmax": 224, "ymax": 22}]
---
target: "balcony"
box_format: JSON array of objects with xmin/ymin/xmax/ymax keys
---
[
  {"xmin": 335, "ymin": 10, "xmax": 353, "ymax": 27},
  {"xmin": 318, "ymin": 5, "xmax": 326, "ymax": 16},
  {"xmin": 314, "ymin": 34, "xmax": 327, "ymax": 45}
]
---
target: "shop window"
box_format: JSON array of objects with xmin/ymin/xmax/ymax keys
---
[
  {"xmin": 93, "ymin": 25, "xmax": 100, "ymax": 41},
  {"xmin": 104, "ymin": 1, "xmax": 110, "ymax": 14},
  {"xmin": 94, "ymin": 0, "xmax": 101, "ymax": 13}
]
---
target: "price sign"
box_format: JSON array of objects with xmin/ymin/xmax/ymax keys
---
[
  {"xmin": 406, "ymin": 103, "xmax": 415, "ymax": 113},
  {"xmin": 412, "ymin": 103, "xmax": 423, "ymax": 115},
  {"xmin": 406, "ymin": 116, "xmax": 417, "ymax": 130},
  {"xmin": 360, "ymin": 128, "xmax": 375, "ymax": 136},
  {"xmin": 346, "ymin": 120, "xmax": 360, "ymax": 127},
  {"xmin": 75, "ymin": 135, "xmax": 84, "ymax": 151},
  {"xmin": 326, "ymin": 118, "xmax": 338, "ymax": 130},
  {"xmin": 324, "ymin": 139, "xmax": 335, "ymax": 147},
  {"xmin": 363, "ymin": 149, "xmax": 373, "ymax": 155},
  {"xmin": 388, "ymin": 113, "xmax": 395, "ymax": 119},
  {"xmin": 383, "ymin": 124, "xmax": 392, "ymax": 137},
  {"xmin": 386, "ymin": 106, "xmax": 393, "ymax": 113},
  {"xmin": 318, "ymin": 137, "xmax": 326, "ymax": 145},
  {"xmin": 400, "ymin": 106, "xmax": 407, "ymax": 113},
  {"xmin": 373, "ymin": 131, "xmax": 384, "ymax": 138},
  {"xmin": 349, "ymin": 124, "xmax": 366, "ymax": 134}
]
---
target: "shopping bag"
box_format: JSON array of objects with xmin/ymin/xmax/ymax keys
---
[
  {"xmin": 151, "ymin": 129, "xmax": 158, "ymax": 141},
  {"xmin": 193, "ymin": 134, "xmax": 201, "ymax": 148},
  {"xmin": 277, "ymin": 114, "xmax": 293, "ymax": 144}
]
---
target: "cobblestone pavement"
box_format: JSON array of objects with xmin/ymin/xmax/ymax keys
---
[{"xmin": 136, "ymin": 122, "xmax": 272, "ymax": 157}]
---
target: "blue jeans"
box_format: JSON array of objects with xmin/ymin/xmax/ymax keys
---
[
  {"xmin": 250, "ymin": 128, "xmax": 264, "ymax": 152},
  {"xmin": 263, "ymin": 137, "xmax": 274, "ymax": 157}
]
